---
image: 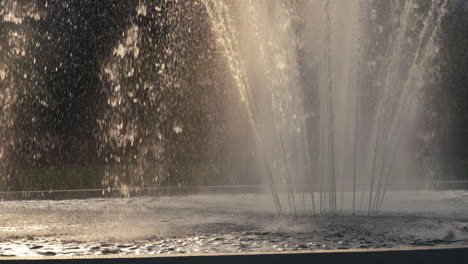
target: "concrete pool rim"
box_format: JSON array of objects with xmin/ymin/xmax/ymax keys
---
[{"xmin": 2, "ymin": 246, "xmax": 467, "ymax": 263}]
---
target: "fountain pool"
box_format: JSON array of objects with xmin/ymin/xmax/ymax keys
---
[
  {"xmin": 0, "ymin": 0, "xmax": 467, "ymax": 260},
  {"xmin": 0, "ymin": 190, "xmax": 466, "ymax": 257}
]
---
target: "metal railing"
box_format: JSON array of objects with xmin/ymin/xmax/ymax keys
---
[{"xmin": 0, "ymin": 181, "xmax": 466, "ymax": 201}]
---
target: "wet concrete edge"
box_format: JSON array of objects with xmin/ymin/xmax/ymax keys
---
[{"xmin": 2, "ymin": 246, "xmax": 467, "ymax": 263}]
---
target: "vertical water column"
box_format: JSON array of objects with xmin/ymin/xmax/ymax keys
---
[
  {"xmin": 298, "ymin": 0, "xmax": 363, "ymax": 214},
  {"xmin": 297, "ymin": 0, "xmax": 449, "ymax": 215},
  {"xmin": 368, "ymin": 0, "xmax": 450, "ymax": 213},
  {"xmin": 202, "ymin": 0, "xmax": 284, "ymax": 214},
  {"xmin": 203, "ymin": 0, "xmax": 328, "ymax": 215}
]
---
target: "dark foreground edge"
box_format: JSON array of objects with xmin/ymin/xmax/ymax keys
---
[{"xmin": 2, "ymin": 246, "xmax": 467, "ymax": 264}]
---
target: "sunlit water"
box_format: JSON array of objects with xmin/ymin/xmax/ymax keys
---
[
  {"xmin": 0, "ymin": 191, "xmax": 467, "ymax": 256},
  {"xmin": 0, "ymin": 0, "xmax": 462, "ymax": 257},
  {"xmin": 202, "ymin": 0, "xmax": 450, "ymax": 215}
]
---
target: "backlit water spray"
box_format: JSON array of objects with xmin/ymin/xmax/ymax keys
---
[
  {"xmin": 0, "ymin": 0, "xmax": 465, "ymax": 257},
  {"xmin": 0, "ymin": 0, "xmax": 451, "ymax": 216},
  {"xmin": 201, "ymin": 0, "xmax": 449, "ymax": 216}
]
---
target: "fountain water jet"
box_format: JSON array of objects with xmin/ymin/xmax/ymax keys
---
[
  {"xmin": 201, "ymin": 0, "xmax": 450, "ymax": 216},
  {"xmin": 0, "ymin": 0, "xmax": 454, "ymax": 215},
  {"xmin": 0, "ymin": 0, "xmax": 467, "ymax": 259}
]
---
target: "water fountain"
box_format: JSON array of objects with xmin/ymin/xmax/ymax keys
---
[
  {"xmin": 0, "ymin": 0, "xmax": 467, "ymax": 260},
  {"xmin": 203, "ymin": 0, "xmax": 449, "ymax": 216}
]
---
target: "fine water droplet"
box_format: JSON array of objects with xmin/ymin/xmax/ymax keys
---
[{"xmin": 173, "ymin": 126, "xmax": 183, "ymax": 134}]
